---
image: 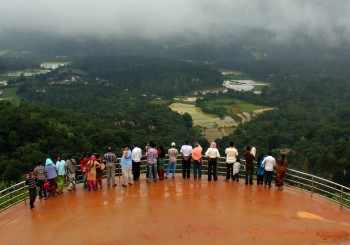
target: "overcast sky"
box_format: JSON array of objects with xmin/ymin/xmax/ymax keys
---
[{"xmin": 0, "ymin": 0, "xmax": 349, "ymax": 45}]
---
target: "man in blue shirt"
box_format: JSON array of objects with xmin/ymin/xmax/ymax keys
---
[{"xmin": 121, "ymin": 146, "xmax": 133, "ymax": 187}]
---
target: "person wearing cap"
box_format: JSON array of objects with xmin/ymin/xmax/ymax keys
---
[
  {"xmin": 131, "ymin": 143, "xmax": 142, "ymax": 181},
  {"xmin": 192, "ymin": 142, "xmax": 203, "ymax": 180},
  {"xmin": 166, "ymin": 142, "xmax": 178, "ymax": 179},
  {"xmin": 104, "ymin": 146, "xmax": 117, "ymax": 187},
  {"xmin": 180, "ymin": 140, "xmax": 193, "ymax": 179}
]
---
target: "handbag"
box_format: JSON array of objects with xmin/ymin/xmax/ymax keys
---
[
  {"xmin": 43, "ymin": 181, "xmax": 50, "ymax": 191},
  {"xmin": 100, "ymin": 163, "xmax": 105, "ymax": 170}
]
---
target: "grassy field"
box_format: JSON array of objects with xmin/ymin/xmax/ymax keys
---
[
  {"xmin": 0, "ymin": 50, "xmax": 10, "ymax": 56},
  {"xmin": 252, "ymin": 83, "xmax": 270, "ymax": 92},
  {"xmin": 169, "ymin": 103, "xmax": 220, "ymax": 126},
  {"xmin": 203, "ymin": 98, "xmax": 268, "ymax": 115},
  {"xmin": 0, "ymin": 87, "xmax": 20, "ymax": 105},
  {"xmin": 0, "ymin": 75, "xmax": 17, "ymax": 80}
]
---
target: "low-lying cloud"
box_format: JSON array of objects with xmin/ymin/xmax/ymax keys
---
[{"xmin": 0, "ymin": 0, "xmax": 349, "ymax": 45}]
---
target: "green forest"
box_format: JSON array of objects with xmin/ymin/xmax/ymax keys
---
[{"xmin": 1, "ymin": 32, "xmax": 350, "ymax": 187}]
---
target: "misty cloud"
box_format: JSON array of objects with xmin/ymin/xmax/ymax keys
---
[{"xmin": 0, "ymin": 0, "xmax": 349, "ymax": 45}]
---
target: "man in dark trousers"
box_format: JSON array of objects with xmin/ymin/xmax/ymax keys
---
[{"xmin": 243, "ymin": 146, "xmax": 255, "ymax": 185}]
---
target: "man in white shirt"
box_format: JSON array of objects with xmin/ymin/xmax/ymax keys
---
[
  {"xmin": 225, "ymin": 142, "xmax": 238, "ymax": 181},
  {"xmin": 180, "ymin": 140, "xmax": 193, "ymax": 179},
  {"xmin": 262, "ymin": 151, "xmax": 276, "ymax": 188},
  {"xmin": 131, "ymin": 143, "xmax": 142, "ymax": 181}
]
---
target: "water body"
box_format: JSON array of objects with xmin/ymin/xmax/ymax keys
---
[{"xmin": 223, "ymin": 80, "xmax": 267, "ymax": 92}]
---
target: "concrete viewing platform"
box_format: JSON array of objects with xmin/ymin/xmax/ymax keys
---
[{"xmin": 1, "ymin": 176, "xmax": 350, "ymax": 245}]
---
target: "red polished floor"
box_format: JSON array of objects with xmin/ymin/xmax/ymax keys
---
[{"xmin": 1, "ymin": 176, "xmax": 350, "ymax": 245}]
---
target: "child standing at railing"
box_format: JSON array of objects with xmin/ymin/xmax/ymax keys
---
[
  {"xmin": 233, "ymin": 159, "xmax": 241, "ymax": 182},
  {"xmin": 25, "ymin": 171, "xmax": 38, "ymax": 209}
]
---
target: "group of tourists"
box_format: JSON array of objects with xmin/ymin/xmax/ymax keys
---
[
  {"xmin": 25, "ymin": 140, "xmax": 288, "ymax": 210},
  {"xmin": 25, "ymin": 156, "xmax": 77, "ymax": 209}
]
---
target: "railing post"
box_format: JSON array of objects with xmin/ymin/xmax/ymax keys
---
[
  {"xmin": 311, "ymin": 176, "xmax": 314, "ymax": 197},
  {"xmin": 340, "ymin": 186, "xmax": 344, "ymax": 210},
  {"xmin": 23, "ymin": 182, "xmax": 27, "ymax": 204}
]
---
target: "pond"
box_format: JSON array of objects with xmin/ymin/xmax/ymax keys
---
[{"xmin": 223, "ymin": 80, "xmax": 267, "ymax": 92}]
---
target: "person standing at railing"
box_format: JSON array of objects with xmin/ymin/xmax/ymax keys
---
[
  {"xmin": 165, "ymin": 142, "xmax": 178, "ymax": 179},
  {"xmin": 65, "ymin": 156, "xmax": 77, "ymax": 191},
  {"xmin": 275, "ymin": 153, "xmax": 288, "ymax": 190},
  {"xmin": 147, "ymin": 142, "xmax": 158, "ymax": 182},
  {"xmin": 85, "ymin": 155, "xmax": 101, "ymax": 191},
  {"xmin": 262, "ymin": 151, "xmax": 276, "ymax": 188},
  {"xmin": 180, "ymin": 140, "xmax": 193, "ymax": 179},
  {"xmin": 80, "ymin": 152, "xmax": 89, "ymax": 188},
  {"xmin": 131, "ymin": 143, "xmax": 142, "ymax": 181},
  {"xmin": 45, "ymin": 158, "xmax": 58, "ymax": 197},
  {"xmin": 157, "ymin": 146, "xmax": 166, "ymax": 180},
  {"xmin": 33, "ymin": 161, "xmax": 47, "ymax": 199},
  {"xmin": 56, "ymin": 156, "xmax": 66, "ymax": 194},
  {"xmin": 121, "ymin": 146, "xmax": 133, "ymax": 187},
  {"xmin": 243, "ymin": 146, "xmax": 255, "ymax": 185},
  {"xmin": 104, "ymin": 146, "xmax": 117, "ymax": 188},
  {"xmin": 95, "ymin": 153, "xmax": 103, "ymax": 189},
  {"xmin": 233, "ymin": 159, "xmax": 241, "ymax": 182},
  {"xmin": 205, "ymin": 142, "xmax": 220, "ymax": 181},
  {"xmin": 224, "ymin": 142, "xmax": 238, "ymax": 182},
  {"xmin": 256, "ymin": 153, "xmax": 265, "ymax": 185},
  {"xmin": 25, "ymin": 171, "xmax": 37, "ymax": 209},
  {"xmin": 192, "ymin": 142, "xmax": 203, "ymax": 180}
]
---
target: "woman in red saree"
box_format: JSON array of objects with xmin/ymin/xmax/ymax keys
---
[{"xmin": 275, "ymin": 154, "xmax": 288, "ymax": 190}]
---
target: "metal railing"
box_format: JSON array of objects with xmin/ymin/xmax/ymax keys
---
[{"xmin": 1, "ymin": 156, "xmax": 349, "ymax": 212}]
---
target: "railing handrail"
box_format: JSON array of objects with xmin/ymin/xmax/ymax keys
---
[
  {"xmin": 1, "ymin": 156, "xmax": 349, "ymax": 212},
  {"xmin": 286, "ymin": 168, "xmax": 350, "ymax": 191}
]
